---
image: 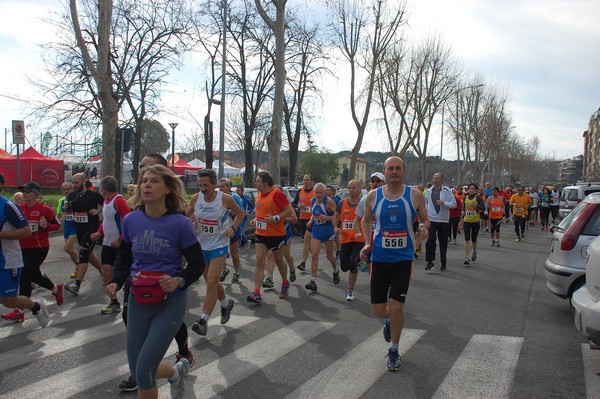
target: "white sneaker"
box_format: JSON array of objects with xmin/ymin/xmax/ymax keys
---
[
  {"xmin": 169, "ymin": 357, "xmax": 190, "ymax": 399},
  {"xmin": 490, "ymin": 239, "xmax": 496, "ymax": 246},
  {"xmin": 33, "ymin": 300, "xmax": 50, "ymax": 328},
  {"xmin": 346, "ymin": 290, "xmax": 355, "ymax": 301}
]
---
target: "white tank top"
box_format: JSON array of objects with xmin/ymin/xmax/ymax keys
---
[
  {"xmin": 194, "ymin": 190, "xmax": 230, "ymax": 250},
  {"xmin": 102, "ymin": 194, "xmax": 123, "ymax": 246}
]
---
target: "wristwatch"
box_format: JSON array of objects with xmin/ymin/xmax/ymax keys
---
[{"xmin": 177, "ymin": 277, "xmax": 186, "ymax": 288}]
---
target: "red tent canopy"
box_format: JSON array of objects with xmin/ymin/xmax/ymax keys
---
[
  {"xmin": 0, "ymin": 147, "xmax": 64, "ymax": 187},
  {"xmin": 173, "ymin": 158, "xmax": 203, "ymax": 176}
]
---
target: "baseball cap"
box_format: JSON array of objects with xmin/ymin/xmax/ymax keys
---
[
  {"xmin": 18, "ymin": 181, "xmax": 41, "ymax": 195},
  {"xmin": 370, "ymin": 172, "xmax": 385, "ymax": 182}
]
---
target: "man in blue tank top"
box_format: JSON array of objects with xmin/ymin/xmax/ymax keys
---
[{"xmin": 360, "ymin": 156, "xmax": 429, "ymax": 372}]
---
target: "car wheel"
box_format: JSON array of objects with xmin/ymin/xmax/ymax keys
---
[{"xmin": 292, "ymin": 223, "xmax": 303, "ymax": 237}]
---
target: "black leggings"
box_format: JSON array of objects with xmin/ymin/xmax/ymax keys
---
[
  {"xmin": 540, "ymin": 207, "xmax": 551, "ymax": 228},
  {"xmin": 20, "ymin": 247, "xmax": 53, "ymax": 298},
  {"xmin": 514, "ymin": 215, "xmax": 527, "ymax": 236},
  {"xmin": 122, "ymin": 279, "xmax": 190, "ymax": 356},
  {"xmin": 449, "ymin": 217, "xmax": 461, "ymax": 240}
]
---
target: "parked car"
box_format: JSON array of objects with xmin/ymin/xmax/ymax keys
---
[
  {"xmin": 559, "ymin": 182, "xmax": 600, "ymax": 220},
  {"xmin": 571, "ymin": 235, "xmax": 600, "ymax": 349},
  {"xmin": 545, "ymin": 192, "xmax": 600, "ymax": 305}
]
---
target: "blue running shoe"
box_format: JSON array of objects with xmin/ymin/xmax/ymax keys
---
[
  {"xmin": 386, "ymin": 348, "xmax": 401, "ymax": 371},
  {"xmin": 247, "ymin": 292, "xmax": 262, "ymax": 304},
  {"xmin": 383, "ymin": 319, "xmax": 391, "ymax": 343}
]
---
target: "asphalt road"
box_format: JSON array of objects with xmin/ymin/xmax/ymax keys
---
[{"xmin": 1, "ymin": 223, "xmax": 599, "ymax": 398}]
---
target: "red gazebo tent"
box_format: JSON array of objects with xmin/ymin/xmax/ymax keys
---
[
  {"xmin": 172, "ymin": 158, "xmax": 203, "ymax": 176},
  {"xmin": 0, "ymin": 147, "xmax": 64, "ymax": 187}
]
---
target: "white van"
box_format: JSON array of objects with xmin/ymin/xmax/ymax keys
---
[{"xmin": 559, "ymin": 182, "xmax": 600, "ymax": 220}]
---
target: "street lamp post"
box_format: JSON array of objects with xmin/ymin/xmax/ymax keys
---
[
  {"xmin": 440, "ymin": 83, "xmax": 484, "ymax": 161},
  {"xmin": 169, "ymin": 122, "xmax": 178, "ymax": 172}
]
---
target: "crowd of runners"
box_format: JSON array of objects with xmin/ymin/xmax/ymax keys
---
[{"xmin": 0, "ymin": 153, "xmax": 562, "ymax": 398}]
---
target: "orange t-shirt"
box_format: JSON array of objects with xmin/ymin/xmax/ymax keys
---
[
  {"xmin": 298, "ymin": 187, "xmax": 316, "ymax": 220},
  {"xmin": 338, "ymin": 198, "xmax": 364, "ymax": 244},
  {"xmin": 254, "ymin": 189, "xmax": 288, "ymax": 236}
]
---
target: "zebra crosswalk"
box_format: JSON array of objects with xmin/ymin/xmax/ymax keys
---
[{"xmin": 1, "ymin": 294, "xmax": 599, "ymax": 399}]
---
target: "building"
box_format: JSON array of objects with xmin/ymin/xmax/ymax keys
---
[
  {"xmin": 583, "ymin": 108, "xmax": 600, "ymax": 181},
  {"xmin": 559, "ymin": 155, "xmax": 583, "ymax": 184},
  {"xmin": 336, "ymin": 154, "xmax": 367, "ymax": 187}
]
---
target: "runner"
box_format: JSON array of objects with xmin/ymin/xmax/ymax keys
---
[
  {"xmin": 90, "ymin": 176, "xmax": 131, "ymax": 315},
  {"xmin": 485, "ymin": 187, "xmax": 505, "ymax": 247},
  {"xmin": 360, "ymin": 156, "xmax": 429, "ymax": 371},
  {"xmin": 510, "ymin": 185, "xmax": 532, "ymax": 242},
  {"xmin": 217, "ymin": 178, "xmax": 245, "ymax": 284},
  {"xmin": 539, "ymin": 187, "xmax": 552, "ymax": 231},
  {"xmin": 326, "ymin": 184, "xmax": 342, "ymax": 260},
  {"xmin": 454, "ymin": 185, "xmax": 466, "ymax": 234},
  {"xmin": 186, "ymin": 169, "xmax": 243, "ymax": 335},
  {"xmin": 462, "ymin": 183, "xmax": 486, "ymax": 265},
  {"xmin": 2, "ymin": 181, "xmax": 62, "ymax": 322},
  {"xmin": 235, "ymin": 186, "xmax": 255, "ymax": 253},
  {"xmin": 449, "ymin": 188, "xmax": 462, "ymax": 245},
  {"xmin": 354, "ymin": 173, "xmax": 386, "ymax": 270},
  {"xmin": 292, "ymin": 175, "xmax": 315, "ymax": 272},
  {"xmin": 264, "ymin": 185, "xmax": 298, "ymax": 289},
  {"xmin": 424, "ymin": 173, "xmax": 456, "ymax": 271},
  {"xmin": 502, "ymin": 186, "xmax": 514, "ymax": 223},
  {"xmin": 0, "ymin": 173, "xmax": 49, "ymax": 328},
  {"xmin": 550, "ymin": 185, "xmax": 560, "ymax": 224},
  {"xmin": 528, "ymin": 186, "xmax": 540, "ymax": 227},
  {"xmin": 56, "ymin": 182, "xmax": 80, "ymax": 278},
  {"xmin": 482, "ymin": 182, "xmax": 493, "ymax": 232},
  {"xmin": 106, "ymin": 164, "xmax": 204, "ymax": 399},
  {"xmin": 247, "ymin": 171, "xmax": 295, "ymax": 304},
  {"xmin": 305, "ymin": 183, "xmax": 339, "ymax": 293},
  {"xmin": 333, "ymin": 179, "xmax": 364, "ymax": 301},
  {"xmin": 64, "ymin": 172, "xmax": 105, "ymax": 296}
]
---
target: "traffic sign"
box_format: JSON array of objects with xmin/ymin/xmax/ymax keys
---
[{"xmin": 12, "ymin": 120, "xmax": 25, "ymax": 144}]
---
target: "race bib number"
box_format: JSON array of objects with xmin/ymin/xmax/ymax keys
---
[
  {"xmin": 301, "ymin": 206, "xmax": 311, "ymax": 213},
  {"xmin": 381, "ymin": 230, "xmax": 407, "ymax": 249},
  {"xmin": 342, "ymin": 220, "xmax": 354, "ymax": 230},
  {"xmin": 515, "ymin": 207, "xmax": 524, "ymax": 213},
  {"xmin": 542, "ymin": 202, "xmax": 549, "ymax": 207},
  {"xmin": 29, "ymin": 222, "xmax": 39, "ymax": 232},
  {"xmin": 63, "ymin": 212, "xmax": 74, "ymax": 222},
  {"xmin": 255, "ymin": 218, "xmax": 267, "ymax": 230},
  {"xmin": 315, "ymin": 216, "xmax": 326, "ymax": 225},
  {"xmin": 492, "ymin": 207, "xmax": 501, "ymax": 212},
  {"xmin": 74, "ymin": 212, "xmax": 88, "ymax": 223},
  {"xmin": 199, "ymin": 219, "xmax": 218, "ymax": 235},
  {"xmin": 465, "ymin": 210, "xmax": 477, "ymax": 217}
]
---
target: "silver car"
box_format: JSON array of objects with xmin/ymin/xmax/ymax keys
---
[
  {"xmin": 544, "ymin": 192, "xmax": 600, "ymax": 302},
  {"xmin": 572, "ymin": 235, "xmax": 600, "ymax": 348}
]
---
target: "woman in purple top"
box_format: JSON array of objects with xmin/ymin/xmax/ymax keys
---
[{"xmin": 106, "ymin": 165, "xmax": 205, "ymax": 399}]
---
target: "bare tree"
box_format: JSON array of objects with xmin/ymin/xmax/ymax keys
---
[
  {"xmin": 70, "ymin": 0, "xmax": 117, "ymax": 176},
  {"xmin": 329, "ymin": 0, "xmax": 406, "ymax": 179},
  {"xmin": 254, "ymin": 0, "xmax": 287, "ymax": 184}
]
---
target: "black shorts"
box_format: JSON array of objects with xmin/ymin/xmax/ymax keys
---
[
  {"xmin": 230, "ymin": 235, "xmax": 241, "ymax": 245},
  {"xmin": 370, "ymin": 260, "xmax": 412, "ymax": 304},
  {"xmin": 340, "ymin": 241, "xmax": 364, "ymax": 274},
  {"xmin": 255, "ymin": 234, "xmax": 286, "ymax": 251},
  {"xmin": 489, "ymin": 218, "xmax": 503, "ymax": 233},
  {"xmin": 76, "ymin": 227, "xmax": 97, "ymax": 263},
  {"xmin": 480, "ymin": 212, "xmax": 489, "ymax": 220},
  {"xmin": 463, "ymin": 222, "xmax": 480, "ymax": 242},
  {"xmin": 101, "ymin": 245, "xmax": 119, "ymax": 265},
  {"xmin": 298, "ymin": 219, "xmax": 312, "ymax": 235}
]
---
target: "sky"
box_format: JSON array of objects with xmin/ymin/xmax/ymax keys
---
[{"xmin": 0, "ymin": 0, "xmax": 598, "ymax": 161}]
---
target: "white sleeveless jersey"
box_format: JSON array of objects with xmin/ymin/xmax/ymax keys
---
[{"xmin": 194, "ymin": 190, "xmax": 231, "ymax": 250}]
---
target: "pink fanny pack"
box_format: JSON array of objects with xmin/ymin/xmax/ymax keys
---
[{"xmin": 132, "ymin": 271, "xmax": 166, "ymax": 305}]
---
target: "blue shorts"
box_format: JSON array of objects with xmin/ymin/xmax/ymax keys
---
[
  {"xmin": 0, "ymin": 268, "xmax": 22, "ymax": 297},
  {"xmin": 63, "ymin": 221, "xmax": 76, "ymax": 239},
  {"xmin": 311, "ymin": 226, "xmax": 335, "ymax": 242},
  {"xmin": 202, "ymin": 246, "xmax": 228, "ymax": 264}
]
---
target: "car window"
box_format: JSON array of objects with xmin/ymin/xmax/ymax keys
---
[
  {"xmin": 558, "ymin": 202, "xmax": 590, "ymax": 230},
  {"xmin": 564, "ymin": 189, "xmax": 578, "ymax": 201},
  {"xmin": 584, "ymin": 189, "xmax": 600, "ymax": 198},
  {"xmin": 582, "ymin": 205, "xmax": 600, "ymax": 236}
]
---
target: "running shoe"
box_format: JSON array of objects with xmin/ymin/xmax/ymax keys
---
[
  {"xmin": 297, "ymin": 261, "xmax": 306, "ymax": 272},
  {"xmin": 515, "ymin": 237, "xmax": 521, "ymax": 242},
  {"xmin": 118, "ymin": 375, "xmax": 138, "ymax": 392},
  {"xmin": 440, "ymin": 264, "xmax": 447, "ymax": 272},
  {"xmin": 346, "ymin": 290, "xmax": 355, "ymax": 301},
  {"xmin": 383, "ymin": 319, "xmax": 391, "ymax": 342},
  {"xmin": 219, "ymin": 267, "xmax": 229, "ymax": 283},
  {"xmin": 425, "ymin": 262, "xmax": 434, "ymax": 271},
  {"xmin": 231, "ymin": 271, "xmax": 240, "ymax": 284},
  {"xmin": 220, "ymin": 298, "xmax": 235, "ymax": 324},
  {"xmin": 2, "ymin": 309, "xmax": 24, "ymax": 323},
  {"xmin": 490, "ymin": 239, "xmax": 496, "ymax": 246},
  {"xmin": 495, "ymin": 241, "xmax": 501, "ymax": 247},
  {"xmin": 305, "ymin": 280, "xmax": 318, "ymax": 292},
  {"xmin": 169, "ymin": 357, "xmax": 190, "ymax": 399},
  {"xmin": 360, "ymin": 262, "xmax": 368, "ymax": 272},
  {"xmin": 332, "ymin": 270, "xmax": 340, "ymax": 285},
  {"xmin": 192, "ymin": 318, "xmax": 208, "ymax": 336},
  {"xmin": 279, "ymin": 283, "xmax": 290, "ymax": 299},
  {"xmin": 33, "ymin": 300, "xmax": 50, "ymax": 328},
  {"xmin": 70, "ymin": 268, "xmax": 78, "ymax": 279},
  {"xmin": 247, "ymin": 292, "xmax": 262, "ymax": 304},
  {"xmin": 464, "ymin": 257, "xmax": 471, "ymax": 265},
  {"xmin": 386, "ymin": 348, "xmax": 401, "ymax": 371},
  {"xmin": 471, "ymin": 250, "xmax": 477, "ymax": 262},
  {"xmin": 176, "ymin": 349, "xmax": 196, "ymax": 368},
  {"xmin": 453, "ymin": 239, "xmax": 457, "ymax": 245},
  {"xmin": 289, "ymin": 268, "xmax": 296, "ymax": 282},
  {"xmin": 65, "ymin": 281, "xmax": 79, "ymax": 295},
  {"xmin": 53, "ymin": 283, "xmax": 64, "ymax": 306},
  {"xmin": 101, "ymin": 301, "xmax": 121, "ymax": 314},
  {"xmin": 261, "ymin": 276, "xmax": 275, "ymax": 290}
]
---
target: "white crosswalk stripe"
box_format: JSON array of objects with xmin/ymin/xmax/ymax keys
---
[
  {"xmin": 285, "ymin": 328, "xmax": 426, "ymax": 399},
  {"xmin": 432, "ymin": 334, "xmax": 523, "ymax": 399}
]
